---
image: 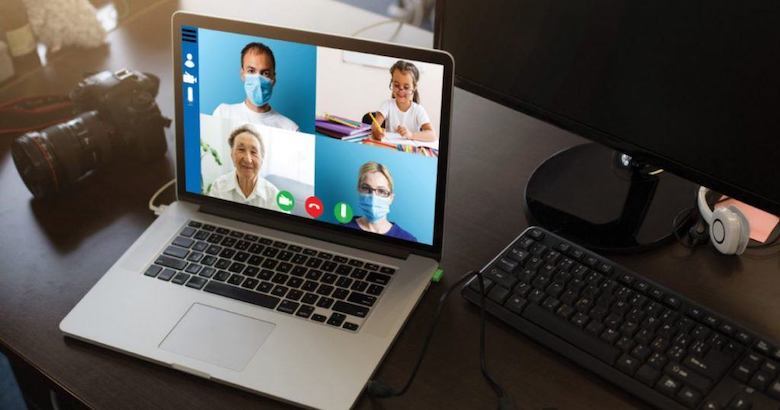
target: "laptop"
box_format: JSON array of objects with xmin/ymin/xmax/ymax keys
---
[{"xmin": 60, "ymin": 11, "xmax": 453, "ymax": 410}]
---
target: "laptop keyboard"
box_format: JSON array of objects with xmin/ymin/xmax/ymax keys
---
[{"xmin": 142, "ymin": 220, "xmax": 396, "ymax": 332}]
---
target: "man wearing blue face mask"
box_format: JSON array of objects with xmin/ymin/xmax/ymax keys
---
[
  {"xmin": 344, "ymin": 161, "xmax": 416, "ymax": 241},
  {"xmin": 213, "ymin": 42, "xmax": 299, "ymax": 131}
]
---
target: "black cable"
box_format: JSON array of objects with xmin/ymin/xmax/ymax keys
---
[{"xmin": 367, "ymin": 269, "xmax": 513, "ymax": 409}]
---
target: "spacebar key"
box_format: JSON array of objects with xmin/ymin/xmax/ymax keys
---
[
  {"xmin": 522, "ymin": 302, "xmax": 621, "ymax": 365},
  {"xmin": 204, "ymin": 281, "xmax": 280, "ymax": 309}
]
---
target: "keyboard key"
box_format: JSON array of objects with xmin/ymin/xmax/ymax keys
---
[
  {"xmin": 343, "ymin": 322, "xmax": 359, "ymax": 331},
  {"xmin": 348, "ymin": 293, "xmax": 377, "ymax": 307},
  {"xmin": 158, "ymin": 268, "xmax": 176, "ymax": 281},
  {"xmin": 335, "ymin": 276, "xmax": 353, "ymax": 289},
  {"xmin": 656, "ymin": 375, "xmax": 681, "ymax": 398},
  {"xmin": 664, "ymin": 363, "xmax": 712, "ymax": 393},
  {"xmin": 274, "ymin": 241, "xmax": 288, "ymax": 249},
  {"xmin": 317, "ymin": 284, "xmax": 334, "ymax": 296},
  {"xmin": 192, "ymin": 241, "xmax": 209, "ymax": 252},
  {"xmin": 636, "ymin": 364, "xmax": 661, "ymax": 387},
  {"xmin": 186, "ymin": 252, "xmax": 204, "ymax": 263},
  {"xmin": 505, "ymin": 295, "xmax": 527, "ymax": 315},
  {"xmin": 616, "ymin": 354, "xmax": 641, "ymax": 375},
  {"xmin": 768, "ymin": 380, "xmax": 780, "ymax": 400},
  {"xmin": 351, "ymin": 268, "xmax": 368, "ymax": 280},
  {"xmin": 332, "ymin": 288, "xmax": 349, "ymax": 300},
  {"xmin": 199, "ymin": 267, "xmax": 216, "ymax": 278},
  {"xmin": 287, "ymin": 289, "xmax": 303, "ymax": 301},
  {"xmin": 271, "ymin": 285, "xmax": 289, "ymax": 298},
  {"xmin": 748, "ymin": 370, "xmax": 771, "ymax": 391},
  {"xmin": 676, "ymin": 386, "xmax": 702, "ymax": 409},
  {"xmin": 187, "ymin": 221, "xmax": 202, "ymax": 228},
  {"xmin": 367, "ymin": 284, "xmax": 384, "ymax": 296},
  {"xmin": 489, "ymin": 286, "xmax": 511, "ymax": 304},
  {"xmin": 144, "ymin": 265, "xmax": 162, "ymax": 277},
  {"xmin": 172, "ymin": 273, "xmax": 190, "ymax": 285},
  {"xmin": 683, "ymin": 350, "xmax": 734, "ymax": 380},
  {"xmin": 204, "ymin": 281, "xmax": 280, "ymax": 309},
  {"xmin": 302, "ymin": 293, "xmax": 318, "ymax": 305},
  {"xmin": 327, "ymin": 313, "xmax": 346, "ymax": 327},
  {"xmin": 154, "ymin": 256, "xmax": 187, "ymax": 270},
  {"xmin": 227, "ymin": 274, "xmax": 244, "ymax": 286},
  {"xmin": 295, "ymin": 304, "xmax": 314, "ymax": 319},
  {"xmin": 172, "ymin": 236, "xmax": 194, "ymax": 248},
  {"xmin": 186, "ymin": 276, "xmax": 207, "ymax": 290},
  {"xmin": 163, "ymin": 246, "xmax": 188, "ymax": 259},
  {"xmin": 522, "ymin": 303, "xmax": 620, "ymax": 364},
  {"xmin": 332, "ymin": 301, "xmax": 369, "ymax": 318},
  {"xmin": 277, "ymin": 300, "xmax": 299, "ymax": 314},
  {"xmin": 727, "ymin": 393, "xmax": 752, "ymax": 410},
  {"xmin": 379, "ymin": 266, "xmax": 395, "ymax": 275},
  {"xmin": 311, "ymin": 314, "xmax": 327, "ymax": 323},
  {"xmin": 366, "ymin": 272, "xmax": 391, "ymax": 286},
  {"xmin": 242, "ymin": 278, "xmax": 259, "ymax": 290},
  {"xmin": 317, "ymin": 297, "xmax": 334, "ymax": 309},
  {"xmin": 185, "ymin": 263, "xmax": 202, "ymax": 275}
]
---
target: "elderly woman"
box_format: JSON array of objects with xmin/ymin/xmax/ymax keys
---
[
  {"xmin": 207, "ymin": 124, "xmax": 279, "ymax": 208},
  {"xmin": 344, "ymin": 161, "xmax": 416, "ymax": 241}
]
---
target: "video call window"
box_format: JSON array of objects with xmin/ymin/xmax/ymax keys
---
[{"xmin": 182, "ymin": 27, "xmax": 444, "ymax": 246}]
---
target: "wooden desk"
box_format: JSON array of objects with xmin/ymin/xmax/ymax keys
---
[{"xmin": 1, "ymin": 1, "xmax": 778, "ymax": 409}]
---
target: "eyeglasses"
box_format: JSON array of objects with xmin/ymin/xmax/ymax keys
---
[
  {"xmin": 359, "ymin": 184, "xmax": 392, "ymax": 198},
  {"xmin": 389, "ymin": 83, "xmax": 415, "ymax": 94}
]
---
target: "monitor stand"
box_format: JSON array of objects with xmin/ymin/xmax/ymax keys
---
[{"xmin": 524, "ymin": 143, "xmax": 697, "ymax": 252}]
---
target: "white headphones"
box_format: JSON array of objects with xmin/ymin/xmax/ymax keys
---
[{"xmin": 697, "ymin": 187, "xmax": 750, "ymax": 255}]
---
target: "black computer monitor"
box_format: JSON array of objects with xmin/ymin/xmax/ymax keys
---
[{"xmin": 434, "ymin": 0, "xmax": 780, "ymax": 251}]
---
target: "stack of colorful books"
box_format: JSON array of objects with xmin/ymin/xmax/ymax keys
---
[{"xmin": 315, "ymin": 114, "xmax": 371, "ymax": 141}]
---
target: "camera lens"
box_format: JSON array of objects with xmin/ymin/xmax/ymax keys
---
[{"xmin": 11, "ymin": 111, "xmax": 113, "ymax": 198}]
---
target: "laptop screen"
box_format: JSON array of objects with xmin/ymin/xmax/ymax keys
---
[{"xmin": 178, "ymin": 24, "xmax": 447, "ymax": 247}]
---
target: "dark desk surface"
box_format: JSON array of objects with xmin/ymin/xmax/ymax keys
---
[{"xmin": 2, "ymin": 2, "xmax": 779, "ymax": 409}]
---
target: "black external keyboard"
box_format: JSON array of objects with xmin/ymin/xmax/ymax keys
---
[
  {"xmin": 462, "ymin": 227, "xmax": 780, "ymax": 409},
  {"xmin": 143, "ymin": 220, "xmax": 396, "ymax": 332}
]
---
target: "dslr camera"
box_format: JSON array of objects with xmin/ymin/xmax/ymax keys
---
[{"xmin": 12, "ymin": 68, "xmax": 171, "ymax": 198}]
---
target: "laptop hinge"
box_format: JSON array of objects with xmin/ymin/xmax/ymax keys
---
[{"xmin": 198, "ymin": 203, "xmax": 429, "ymax": 261}]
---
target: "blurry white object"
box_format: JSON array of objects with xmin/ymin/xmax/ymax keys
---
[
  {"xmin": 22, "ymin": 0, "xmax": 107, "ymax": 52},
  {"xmin": 0, "ymin": 42, "xmax": 14, "ymax": 82},
  {"xmin": 387, "ymin": 0, "xmax": 435, "ymax": 27}
]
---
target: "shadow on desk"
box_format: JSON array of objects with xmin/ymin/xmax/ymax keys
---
[{"xmin": 27, "ymin": 157, "xmax": 172, "ymax": 253}]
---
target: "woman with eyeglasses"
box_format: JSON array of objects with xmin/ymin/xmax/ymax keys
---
[
  {"xmin": 344, "ymin": 161, "xmax": 417, "ymax": 241},
  {"xmin": 369, "ymin": 60, "xmax": 436, "ymax": 143}
]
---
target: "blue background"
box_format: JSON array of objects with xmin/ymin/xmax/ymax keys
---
[
  {"xmin": 314, "ymin": 138, "xmax": 438, "ymax": 245},
  {"xmin": 183, "ymin": 26, "xmax": 201, "ymax": 194},
  {"xmin": 198, "ymin": 29, "xmax": 317, "ymax": 134}
]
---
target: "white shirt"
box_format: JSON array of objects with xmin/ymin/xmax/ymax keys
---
[
  {"xmin": 207, "ymin": 171, "xmax": 280, "ymax": 209},
  {"xmin": 213, "ymin": 102, "xmax": 299, "ymax": 132},
  {"xmin": 378, "ymin": 99, "xmax": 431, "ymax": 136}
]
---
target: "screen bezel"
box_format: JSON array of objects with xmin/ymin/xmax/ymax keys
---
[
  {"xmin": 172, "ymin": 12, "xmax": 454, "ymax": 260},
  {"xmin": 434, "ymin": 1, "xmax": 780, "ymax": 216}
]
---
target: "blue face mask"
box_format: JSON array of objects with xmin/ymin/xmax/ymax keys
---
[
  {"xmin": 244, "ymin": 74, "xmax": 273, "ymax": 107},
  {"xmin": 359, "ymin": 193, "xmax": 391, "ymax": 222}
]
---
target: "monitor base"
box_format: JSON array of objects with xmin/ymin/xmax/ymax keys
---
[{"xmin": 524, "ymin": 143, "xmax": 697, "ymax": 252}]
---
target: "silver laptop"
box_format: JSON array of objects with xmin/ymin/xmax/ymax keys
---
[{"xmin": 60, "ymin": 11, "xmax": 453, "ymax": 410}]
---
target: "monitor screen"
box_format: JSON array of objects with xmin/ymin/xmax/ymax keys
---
[
  {"xmin": 436, "ymin": 1, "xmax": 780, "ymax": 214},
  {"xmin": 178, "ymin": 24, "xmax": 446, "ymax": 247}
]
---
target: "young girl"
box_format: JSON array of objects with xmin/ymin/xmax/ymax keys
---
[{"xmin": 371, "ymin": 60, "xmax": 437, "ymax": 143}]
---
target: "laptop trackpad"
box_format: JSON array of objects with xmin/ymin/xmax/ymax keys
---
[{"xmin": 160, "ymin": 303, "xmax": 275, "ymax": 371}]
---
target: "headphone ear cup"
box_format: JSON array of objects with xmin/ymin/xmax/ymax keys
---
[{"xmin": 728, "ymin": 206, "xmax": 750, "ymax": 255}]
